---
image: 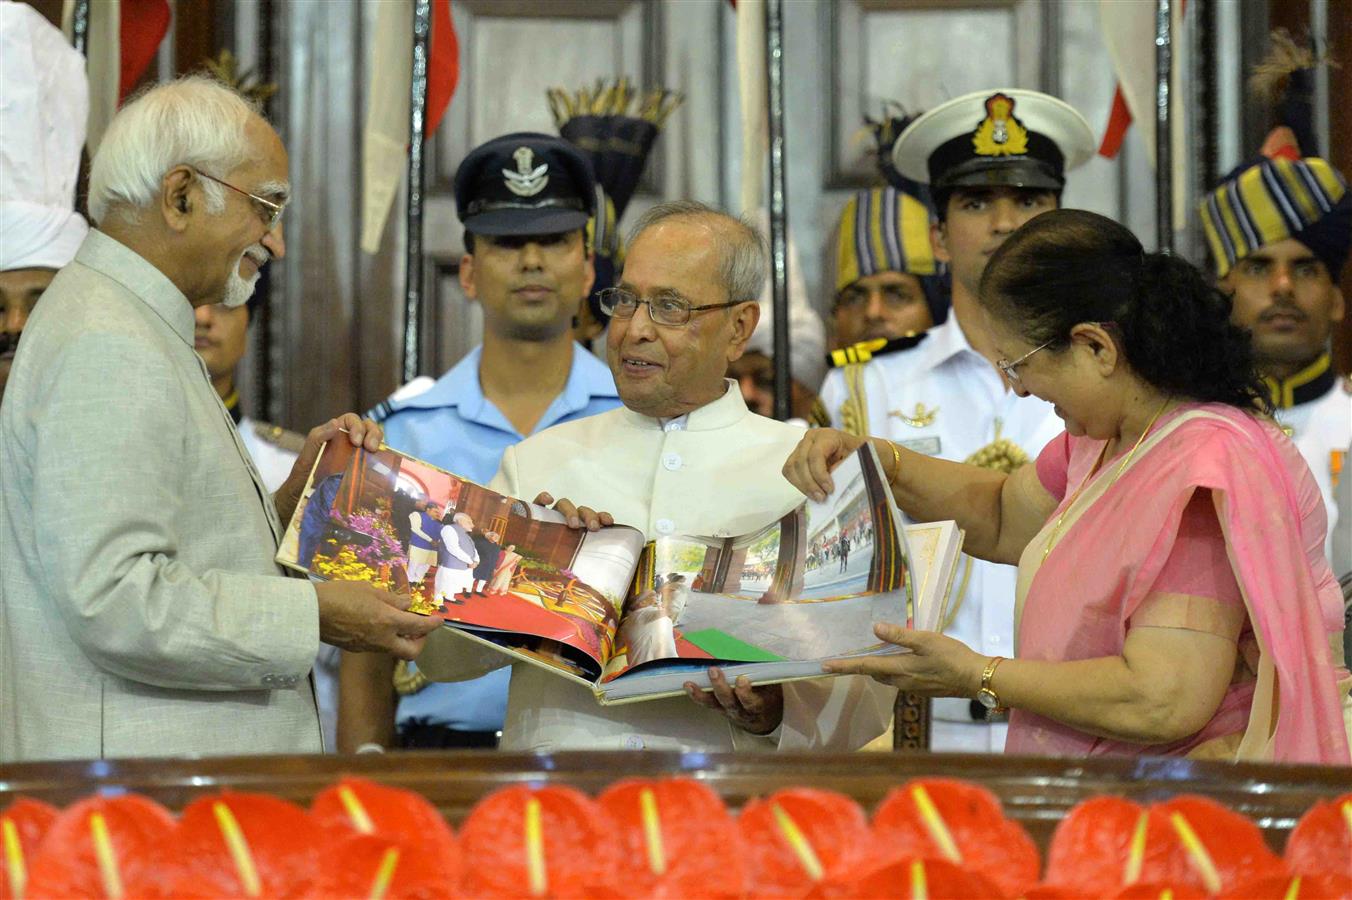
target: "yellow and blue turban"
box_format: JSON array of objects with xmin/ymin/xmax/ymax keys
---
[
  {"xmin": 834, "ymin": 187, "xmax": 948, "ymax": 323},
  {"xmin": 1200, "ymin": 156, "xmax": 1350, "ymax": 279}
]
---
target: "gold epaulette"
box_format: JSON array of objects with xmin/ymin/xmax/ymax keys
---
[
  {"xmin": 963, "ymin": 437, "xmax": 1031, "ymax": 475},
  {"xmin": 827, "ymin": 332, "xmax": 927, "ymax": 369},
  {"xmin": 252, "ymin": 421, "xmax": 307, "ymax": 454},
  {"xmin": 393, "ymin": 659, "xmax": 430, "ymax": 696},
  {"xmin": 807, "ymin": 399, "xmax": 832, "ymax": 429}
]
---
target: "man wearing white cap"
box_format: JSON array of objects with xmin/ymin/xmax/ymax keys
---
[
  {"xmin": 0, "ymin": 1, "xmax": 89, "ymax": 403},
  {"xmin": 820, "ymin": 89, "xmax": 1096, "ymax": 752}
]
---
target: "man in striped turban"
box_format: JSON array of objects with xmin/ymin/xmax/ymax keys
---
[
  {"xmin": 829, "ymin": 186, "xmax": 947, "ymax": 351},
  {"xmin": 1201, "ymin": 155, "xmax": 1350, "ymax": 572}
]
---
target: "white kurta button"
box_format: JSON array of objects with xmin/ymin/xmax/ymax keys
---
[
  {"xmin": 655, "ymin": 518, "xmax": 675, "ymax": 535},
  {"xmin": 663, "ymin": 421, "xmax": 684, "ymax": 432},
  {"xmin": 662, "ymin": 452, "xmax": 682, "ymax": 471},
  {"xmin": 623, "ymin": 734, "xmax": 645, "ymax": 749}
]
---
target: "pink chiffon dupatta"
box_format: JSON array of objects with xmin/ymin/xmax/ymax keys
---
[{"xmin": 1008, "ymin": 404, "xmax": 1350, "ymax": 764}]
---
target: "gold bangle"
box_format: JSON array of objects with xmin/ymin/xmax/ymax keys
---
[{"xmin": 886, "ymin": 440, "xmax": 903, "ymax": 483}]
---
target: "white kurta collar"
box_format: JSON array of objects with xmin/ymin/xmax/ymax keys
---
[{"xmin": 622, "ymin": 379, "xmax": 750, "ymax": 432}]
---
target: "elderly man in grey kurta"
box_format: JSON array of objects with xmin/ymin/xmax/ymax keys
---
[{"xmin": 0, "ymin": 76, "xmax": 438, "ymax": 762}]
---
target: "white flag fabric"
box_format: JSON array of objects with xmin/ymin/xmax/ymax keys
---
[
  {"xmin": 361, "ymin": 0, "xmax": 413, "ymax": 255},
  {"xmin": 736, "ymin": 0, "xmax": 766, "ymax": 216},
  {"xmin": 1098, "ymin": 0, "xmax": 1189, "ymax": 232}
]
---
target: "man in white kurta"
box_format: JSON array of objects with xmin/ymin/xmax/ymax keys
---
[{"xmin": 418, "ymin": 203, "xmax": 894, "ymax": 752}]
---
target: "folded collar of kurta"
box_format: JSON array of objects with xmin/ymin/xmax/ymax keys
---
[
  {"xmin": 618, "ymin": 378, "xmax": 750, "ymax": 431},
  {"xmin": 75, "ymin": 229, "xmax": 194, "ymax": 345}
]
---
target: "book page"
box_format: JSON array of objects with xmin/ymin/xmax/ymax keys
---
[
  {"xmin": 276, "ymin": 438, "xmax": 645, "ymax": 676},
  {"xmin": 899, "ymin": 520, "xmax": 964, "ymax": 633},
  {"xmin": 600, "ymin": 445, "xmax": 911, "ymax": 684}
]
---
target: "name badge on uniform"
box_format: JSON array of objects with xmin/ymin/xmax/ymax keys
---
[{"xmin": 898, "ymin": 436, "xmax": 942, "ymax": 456}]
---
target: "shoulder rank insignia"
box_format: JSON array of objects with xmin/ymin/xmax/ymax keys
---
[
  {"xmin": 504, "ymin": 146, "xmax": 549, "ymax": 197},
  {"xmin": 890, "ymin": 403, "xmax": 938, "ymax": 429},
  {"xmin": 972, "ymin": 92, "xmax": 1029, "ymax": 157},
  {"xmin": 827, "ymin": 332, "xmax": 927, "ymax": 369},
  {"xmin": 252, "ymin": 421, "xmax": 307, "ymax": 454},
  {"xmin": 830, "ymin": 333, "xmax": 928, "ymax": 438}
]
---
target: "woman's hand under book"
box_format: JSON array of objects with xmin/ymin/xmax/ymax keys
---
[
  {"xmin": 684, "ymin": 668, "xmax": 784, "ymax": 735},
  {"xmin": 781, "ymin": 429, "xmax": 870, "ymax": 502},
  {"xmin": 823, "ymin": 623, "xmax": 986, "ymax": 699},
  {"xmin": 275, "ymin": 414, "xmax": 384, "ymax": 525},
  {"xmin": 532, "ymin": 492, "xmax": 614, "ymax": 531}
]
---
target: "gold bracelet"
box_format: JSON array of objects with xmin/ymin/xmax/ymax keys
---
[{"xmin": 887, "ymin": 440, "xmax": 903, "ymax": 483}]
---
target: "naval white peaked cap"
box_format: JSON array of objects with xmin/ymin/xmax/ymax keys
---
[{"xmin": 892, "ymin": 88, "xmax": 1096, "ymax": 188}]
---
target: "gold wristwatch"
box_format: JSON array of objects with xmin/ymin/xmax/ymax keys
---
[{"xmin": 975, "ymin": 656, "xmax": 1007, "ymax": 714}]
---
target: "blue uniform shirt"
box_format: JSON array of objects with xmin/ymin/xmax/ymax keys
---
[{"xmin": 372, "ymin": 343, "xmax": 620, "ymax": 732}]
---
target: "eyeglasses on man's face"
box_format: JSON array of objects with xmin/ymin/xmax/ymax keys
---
[
  {"xmin": 597, "ymin": 287, "xmax": 744, "ymax": 327},
  {"xmin": 194, "ymin": 169, "xmax": 286, "ymax": 231}
]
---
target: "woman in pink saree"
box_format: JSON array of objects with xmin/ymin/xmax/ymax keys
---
[
  {"xmin": 486, "ymin": 543, "xmax": 522, "ymax": 595},
  {"xmin": 785, "ymin": 210, "xmax": 1350, "ymax": 764}
]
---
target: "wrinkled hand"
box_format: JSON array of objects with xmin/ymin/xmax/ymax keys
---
[
  {"xmin": 315, "ymin": 580, "xmax": 440, "ymax": 661},
  {"xmin": 822, "ymin": 623, "xmax": 986, "ymax": 697},
  {"xmin": 532, "ymin": 491, "xmax": 614, "ymax": 531},
  {"xmin": 685, "ymin": 667, "xmax": 784, "ymax": 735},
  {"xmin": 781, "ymin": 428, "xmax": 869, "ymax": 503},
  {"xmin": 276, "ymin": 414, "xmax": 384, "ymax": 524}
]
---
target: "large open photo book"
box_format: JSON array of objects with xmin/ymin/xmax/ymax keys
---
[{"xmin": 276, "ymin": 438, "xmax": 963, "ymax": 704}]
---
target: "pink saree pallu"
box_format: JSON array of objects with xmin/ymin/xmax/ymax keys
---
[{"xmin": 1008, "ymin": 403, "xmax": 1350, "ymax": 764}]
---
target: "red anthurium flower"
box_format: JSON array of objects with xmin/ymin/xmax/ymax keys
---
[
  {"xmin": 310, "ymin": 776, "xmax": 457, "ymax": 876},
  {"xmin": 457, "ymin": 784, "xmax": 615, "ymax": 898},
  {"xmin": 592, "ymin": 777, "xmax": 745, "ymax": 899},
  {"xmin": 24, "ymin": 794, "xmax": 176, "ymax": 899},
  {"xmin": 739, "ymin": 788, "xmax": 876, "ymax": 898},
  {"xmin": 870, "ymin": 778, "xmax": 1039, "ymax": 898},
  {"xmin": 1284, "ymin": 792, "xmax": 1352, "ymax": 879}
]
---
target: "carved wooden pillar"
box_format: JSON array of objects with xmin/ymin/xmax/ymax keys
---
[{"xmin": 892, "ymin": 693, "xmax": 931, "ymax": 751}]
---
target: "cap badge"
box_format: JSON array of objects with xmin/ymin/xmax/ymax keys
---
[
  {"xmin": 503, "ymin": 146, "xmax": 549, "ymax": 197},
  {"xmin": 972, "ymin": 93, "xmax": 1029, "ymax": 158}
]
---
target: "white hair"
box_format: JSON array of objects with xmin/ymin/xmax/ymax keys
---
[
  {"xmin": 87, "ymin": 75, "xmax": 261, "ymax": 226},
  {"xmin": 627, "ymin": 201, "xmax": 767, "ymax": 304}
]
